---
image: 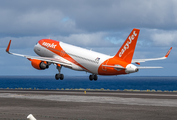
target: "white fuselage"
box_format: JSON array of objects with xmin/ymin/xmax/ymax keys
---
[{"xmin": 34, "ymin": 41, "xmax": 111, "ymax": 74}]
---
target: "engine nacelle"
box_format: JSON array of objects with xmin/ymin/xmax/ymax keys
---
[
  {"xmin": 30, "ymin": 59, "xmax": 48, "ymax": 70},
  {"xmin": 125, "ymin": 64, "xmax": 139, "ymax": 74}
]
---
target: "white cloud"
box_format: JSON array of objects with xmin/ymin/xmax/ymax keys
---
[
  {"xmin": 151, "ymin": 30, "xmax": 177, "ymax": 46},
  {"xmin": 55, "ymin": 32, "xmax": 113, "ymax": 47},
  {"xmin": 0, "ymin": 32, "xmax": 113, "ymax": 48},
  {"xmin": 0, "ymin": 8, "xmax": 81, "ymax": 37},
  {"xmin": 1, "ymin": 0, "xmax": 177, "ymax": 37}
]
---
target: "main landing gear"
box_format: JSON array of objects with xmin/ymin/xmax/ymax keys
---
[
  {"xmin": 55, "ymin": 65, "xmax": 64, "ymax": 80},
  {"xmin": 89, "ymin": 74, "xmax": 98, "ymax": 81}
]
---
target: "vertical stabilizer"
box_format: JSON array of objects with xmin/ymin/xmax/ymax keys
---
[{"xmin": 114, "ymin": 28, "xmax": 140, "ymax": 63}]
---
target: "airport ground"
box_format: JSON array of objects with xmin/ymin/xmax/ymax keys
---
[{"xmin": 0, "ymin": 90, "xmax": 177, "ymax": 120}]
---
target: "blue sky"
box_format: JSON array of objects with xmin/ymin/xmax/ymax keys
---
[{"xmin": 0, "ymin": 0, "xmax": 176, "ymax": 76}]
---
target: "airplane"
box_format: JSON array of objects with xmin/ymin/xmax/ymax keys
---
[{"xmin": 6, "ymin": 28, "xmax": 172, "ymax": 81}]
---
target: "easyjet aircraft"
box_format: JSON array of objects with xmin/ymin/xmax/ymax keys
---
[{"xmin": 6, "ymin": 28, "xmax": 172, "ymax": 81}]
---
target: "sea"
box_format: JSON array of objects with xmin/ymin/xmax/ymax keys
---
[{"xmin": 0, "ymin": 76, "xmax": 177, "ymax": 91}]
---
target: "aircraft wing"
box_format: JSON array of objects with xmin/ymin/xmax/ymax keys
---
[
  {"xmin": 132, "ymin": 47, "xmax": 172, "ymax": 63},
  {"xmin": 6, "ymin": 40, "xmax": 72, "ymax": 67}
]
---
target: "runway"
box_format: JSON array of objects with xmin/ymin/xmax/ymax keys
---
[{"xmin": 1, "ymin": 90, "xmax": 177, "ymax": 120}]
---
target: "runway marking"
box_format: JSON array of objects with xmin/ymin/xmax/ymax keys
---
[
  {"xmin": 1, "ymin": 90, "xmax": 177, "ymax": 97},
  {"xmin": 0, "ymin": 93, "xmax": 177, "ymax": 107}
]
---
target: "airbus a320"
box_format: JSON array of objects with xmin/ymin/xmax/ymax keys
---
[{"xmin": 6, "ymin": 28, "xmax": 172, "ymax": 81}]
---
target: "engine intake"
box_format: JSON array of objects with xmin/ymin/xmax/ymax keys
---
[{"xmin": 30, "ymin": 59, "xmax": 48, "ymax": 70}]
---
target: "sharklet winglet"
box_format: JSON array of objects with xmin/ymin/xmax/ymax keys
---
[
  {"xmin": 165, "ymin": 47, "xmax": 172, "ymax": 58},
  {"xmin": 6, "ymin": 40, "xmax": 12, "ymax": 54}
]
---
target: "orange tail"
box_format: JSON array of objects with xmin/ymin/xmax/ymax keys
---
[{"xmin": 114, "ymin": 28, "xmax": 140, "ymax": 63}]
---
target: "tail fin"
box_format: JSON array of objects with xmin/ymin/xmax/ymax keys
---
[{"xmin": 114, "ymin": 28, "xmax": 140, "ymax": 63}]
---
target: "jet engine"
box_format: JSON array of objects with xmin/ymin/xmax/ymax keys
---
[
  {"xmin": 30, "ymin": 59, "xmax": 49, "ymax": 70},
  {"xmin": 125, "ymin": 64, "xmax": 139, "ymax": 74}
]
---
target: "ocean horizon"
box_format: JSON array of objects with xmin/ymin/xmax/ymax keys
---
[{"xmin": 0, "ymin": 76, "xmax": 177, "ymax": 91}]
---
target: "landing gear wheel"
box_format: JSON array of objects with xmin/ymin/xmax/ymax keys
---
[
  {"xmin": 55, "ymin": 74, "xmax": 60, "ymax": 80},
  {"xmin": 89, "ymin": 74, "xmax": 98, "ymax": 81},
  {"xmin": 55, "ymin": 65, "xmax": 65, "ymax": 80},
  {"xmin": 89, "ymin": 75, "xmax": 94, "ymax": 81},
  {"xmin": 94, "ymin": 75, "xmax": 98, "ymax": 81},
  {"xmin": 60, "ymin": 74, "xmax": 64, "ymax": 80},
  {"xmin": 55, "ymin": 74, "xmax": 64, "ymax": 80}
]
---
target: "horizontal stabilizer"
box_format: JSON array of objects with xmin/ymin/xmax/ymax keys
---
[
  {"xmin": 102, "ymin": 65, "xmax": 125, "ymax": 69},
  {"xmin": 138, "ymin": 66, "xmax": 163, "ymax": 69}
]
